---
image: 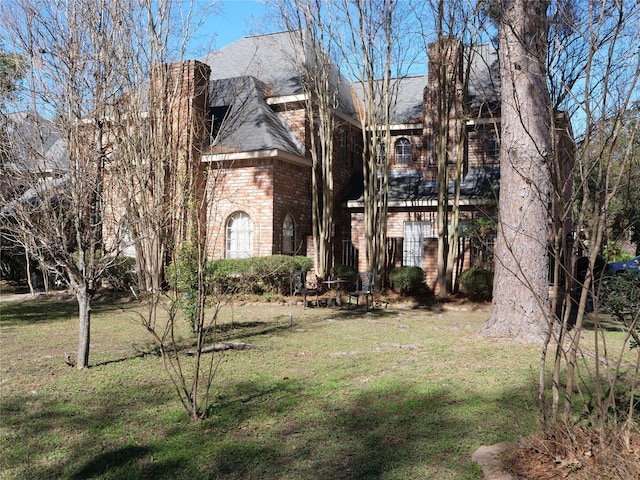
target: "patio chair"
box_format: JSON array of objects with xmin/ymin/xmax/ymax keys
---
[
  {"xmin": 346, "ymin": 272, "xmax": 375, "ymax": 310},
  {"xmin": 290, "ymin": 270, "xmax": 319, "ymax": 308}
]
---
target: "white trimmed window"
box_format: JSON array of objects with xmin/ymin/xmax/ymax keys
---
[
  {"xmin": 403, "ymin": 221, "xmax": 432, "ymax": 267},
  {"xmin": 226, "ymin": 211, "xmax": 252, "ymax": 258},
  {"xmin": 488, "ymin": 131, "xmax": 500, "ymax": 160},
  {"xmin": 395, "ymin": 137, "xmax": 411, "ymax": 164}
]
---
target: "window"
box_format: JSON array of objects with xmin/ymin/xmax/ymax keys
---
[
  {"xmin": 210, "ymin": 105, "xmax": 230, "ymax": 140},
  {"xmin": 350, "ymin": 134, "xmax": 357, "ymax": 168},
  {"xmin": 403, "ymin": 222, "xmax": 432, "ymax": 267},
  {"xmin": 226, "ymin": 211, "xmax": 252, "ymax": 258},
  {"xmin": 339, "ymin": 129, "xmax": 347, "ymax": 165},
  {"xmin": 395, "ymin": 138, "xmax": 411, "ymax": 165},
  {"xmin": 282, "ymin": 214, "xmax": 296, "ymax": 254},
  {"xmin": 488, "ymin": 131, "xmax": 500, "ymax": 160},
  {"xmin": 376, "ymin": 140, "xmax": 386, "ymax": 164}
]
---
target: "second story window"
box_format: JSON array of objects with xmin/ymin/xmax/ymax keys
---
[
  {"xmin": 376, "ymin": 140, "xmax": 386, "ymax": 165},
  {"xmin": 488, "ymin": 131, "xmax": 500, "ymax": 160},
  {"xmin": 395, "ymin": 137, "xmax": 411, "ymax": 165}
]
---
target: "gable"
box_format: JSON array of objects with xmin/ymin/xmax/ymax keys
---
[{"xmin": 207, "ymin": 76, "xmax": 305, "ymax": 155}]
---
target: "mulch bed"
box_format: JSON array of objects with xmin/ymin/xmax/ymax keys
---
[{"xmin": 501, "ymin": 431, "xmax": 640, "ymax": 479}]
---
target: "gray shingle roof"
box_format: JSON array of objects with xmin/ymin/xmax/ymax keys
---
[
  {"xmin": 209, "ymin": 76, "xmax": 305, "ymax": 154},
  {"xmin": 467, "ymin": 44, "xmax": 500, "ymax": 113},
  {"xmin": 388, "ymin": 167, "xmax": 500, "ymax": 201},
  {"xmin": 201, "ymin": 30, "xmax": 358, "ymax": 155},
  {"xmin": 4, "ymin": 111, "xmax": 67, "ymax": 174},
  {"xmin": 201, "ymin": 31, "xmax": 305, "ymax": 97},
  {"xmin": 345, "ymin": 167, "xmax": 500, "ymax": 204},
  {"xmin": 201, "ymin": 32, "xmax": 499, "ymax": 157},
  {"xmin": 350, "ymin": 44, "xmax": 499, "ymax": 124},
  {"xmin": 390, "ymin": 76, "xmax": 428, "ymax": 124},
  {"xmin": 351, "ymin": 75, "xmax": 427, "ymax": 125}
]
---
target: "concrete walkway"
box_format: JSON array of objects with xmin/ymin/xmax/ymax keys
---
[{"xmin": 472, "ymin": 441, "xmax": 518, "ymax": 480}]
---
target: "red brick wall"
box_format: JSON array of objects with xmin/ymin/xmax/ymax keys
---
[
  {"xmin": 205, "ymin": 160, "xmax": 275, "ymax": 259},
  {"xmin": 273, "ymin": 159, "xmax": 313, "ymax": 255},
  {"xmin": 349, "ymin": 208, "xmax": 478, "ymax": 292}
]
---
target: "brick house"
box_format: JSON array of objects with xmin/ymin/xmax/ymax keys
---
[
  {"xmin": 344, "ymin": 40, "xmax": 502, "ymax": 289},
  {"xmin": 106, "ymin": 30, "xmax": 571, "ymax": 291},
  {"xmin": 139, "ymin": 31, "xmax": 506, "ymax": 289},
  {"xmin": 197, "ymin": 32, "xmax": 362, "ymax": 263}
]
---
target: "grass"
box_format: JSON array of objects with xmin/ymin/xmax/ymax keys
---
[{"xmin": 0, "ymin": 294, "xmax": 556, "ymax": 479}]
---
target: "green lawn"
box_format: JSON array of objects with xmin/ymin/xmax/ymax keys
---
[{"xmin": 1, "ymin": 295, "xmax": 543, "ymax": 479}]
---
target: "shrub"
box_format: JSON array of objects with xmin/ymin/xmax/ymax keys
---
[
  {"xmin": 253, "ymin": 255, "xmax": 314, "ymax": 294},
  {"xmin": 389, "ymin": 266, "xmax": 425, "ymax": 295},
  {"xmin": 0, "ymin": 249, "xmax": 26, "ymax": 281},
  {"xmin": 332, "ymin": 264, "xmax": 357, "ymax": 289},
  {"xmin": 102, "ymin": 256, "xmax": 137, "ymax": 291},
  {"xmin": 208, "ymin": 255, "xmax": 313, "ymax": 295},
  {"xmin": 167, "ymin": 245, "xmax": 208, "ymax": 332},
  {"xmin": 459, "ymin": 268, "xmax": 494, "ymax": 300},
  {"xmin": 207, "ymin": 258, "xmax": 255, "ymax": 294}
]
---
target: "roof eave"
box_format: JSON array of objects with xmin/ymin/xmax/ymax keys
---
[
  {"xmin": 201, "ymin": 148, "xmax": 311, "ymax": 167},
  {"xmin": 346, "ymin": 198, "xmax": 496, "ymax": 209}
]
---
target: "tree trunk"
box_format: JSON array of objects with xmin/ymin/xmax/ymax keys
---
[
  {"xmin": 76, "ymin": 285, "xmax": 92, "ymax": 369},
  {"xmin": 478, "ymin": 0, "xmax": 552, "ymax": 343}
]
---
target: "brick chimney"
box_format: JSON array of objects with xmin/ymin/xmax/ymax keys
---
[
  {"xmin": 423, "ymin": 37, "xmax": 465, "ymax": 169},
  {"xmin": 151, "ymin": 60, "xmax": 211, "ymax": 246}
]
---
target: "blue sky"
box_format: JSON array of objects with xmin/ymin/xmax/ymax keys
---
[{"xmin": 187, "ymin": 0, "xmax": 274, "ymax": 57}]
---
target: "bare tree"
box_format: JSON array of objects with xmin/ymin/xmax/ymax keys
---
[
  {"xmin": 98, "ymin": 0, "xmax": 225, "ymax": 419},
  {"xmin": 275, "ymin": 1, "xmax": 342, "ymax": 281},
  {"xmin": 0, "ymin": 0, "xmax": 141, "ymax": 368},
  {"xmin": 542, "ymin": 0, "xmax": 640, "ymax": 433},
  {"xmin": 419, "ymin": 0, "xmax": 491, "ymax": 298},
  {"xmin": 334, "ymin": 0, "xmax": 411, "ymax": 283},
  {"xmin": 0, "ymin": 0, "xmax": 207, "ymax": 370},
  {"xmin": 477, "ymin": 0, "xmax": 553, "ymax": 344}
]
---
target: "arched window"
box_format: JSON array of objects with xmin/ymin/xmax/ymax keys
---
[
  {"xmin": 395, "ymin": 137, "xmax": 411, "ymax": 164},
  {"xmin": 282, "ymin": 214, "xmax": 296, "ymax": 254},
  {"xmin": 226, "ymin": 211, "xmax": 252, "ymax": 258}
]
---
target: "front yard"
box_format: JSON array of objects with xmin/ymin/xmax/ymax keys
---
[{"xmin": 1, "ymin": 293, "xmax": 545, "ymax": 479}]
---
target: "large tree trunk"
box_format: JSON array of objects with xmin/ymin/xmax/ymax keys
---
[{"xmin": 478, "ymin": 0, "xmax": 552, "ymax": 343}]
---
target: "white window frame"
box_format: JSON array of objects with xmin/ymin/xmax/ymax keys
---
[
  {"xmin": 226, "ymin": 211, "xmax": 252, "ymax": 259},
  {"xmin": 403, "ymin": 221, "xmax": 432, "ymax": 267},
  {"xmin": 395, "ymin": 137, "xmax": 411, "ymax": 164}
]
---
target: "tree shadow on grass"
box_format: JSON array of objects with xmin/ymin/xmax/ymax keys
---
[
  {"xmin": 0, "ymin": 374, "xmax": 537, "ymax": 479},
  {"xmin": 69, "ymin": 446, "xmax": 153, "ymax": 480},
  {"xmin": 215, "ymin": 320, "xmax": 293, "ymax": 342},
  {"xmin": 0, "ymin": 378, "xmax": 178, "ymax": 480},
  {"xmin": 0, "ymin": 297, "xmax": 80, "ymax": 326},
  {"xmin": 284, "ymin": 386, "xmax": 488, "ymax": 479},
  {"xmin": 198, "ymin": 380, "xmax": 537, "ymax": 479},
  {"xmin": 0, "ymin": 295, "xmax": 134, "ymax": 326}
]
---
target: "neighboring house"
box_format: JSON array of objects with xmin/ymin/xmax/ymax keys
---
[
  {"xmin": 1, "ymin": 111, "xmax": 68, "ymax": 218},
  {"xmin": 1, "ymin": 111, "xmax": 67, "ymax": 181},
  {"xmin": 0, "ymin": 111, "xmax": 68, "ymax": 285}
]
